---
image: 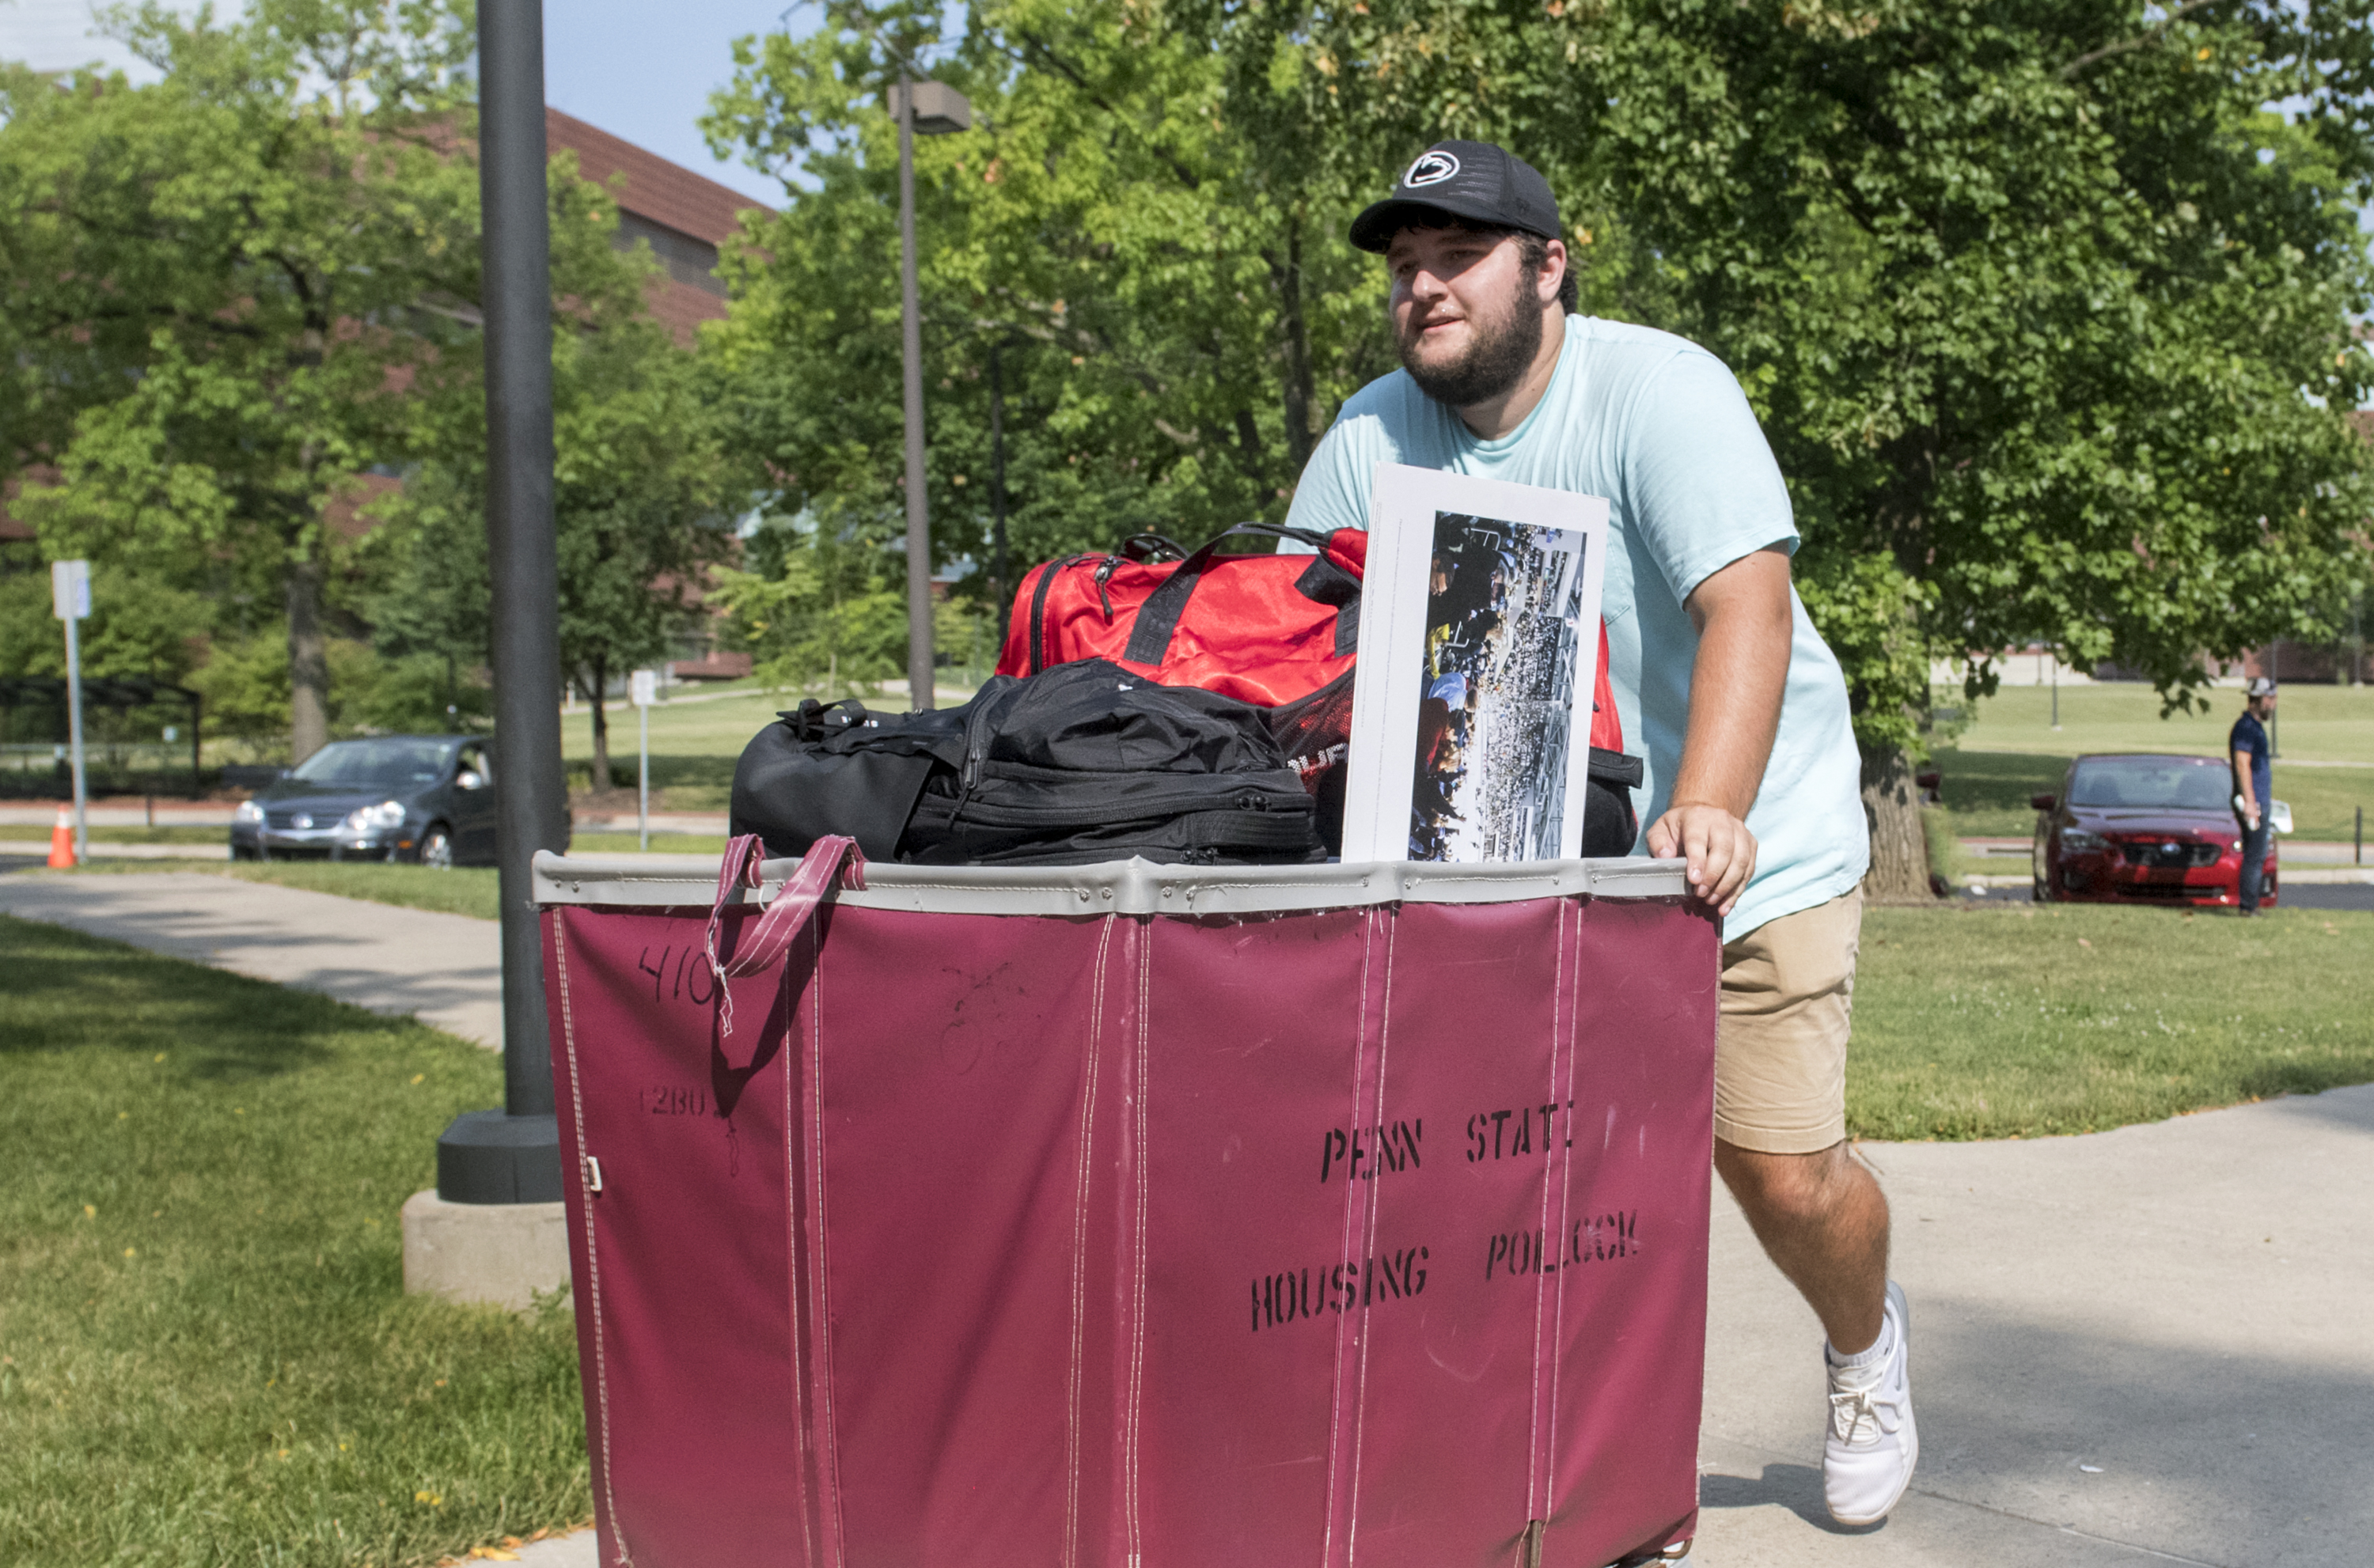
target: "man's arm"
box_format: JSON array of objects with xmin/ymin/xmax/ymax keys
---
[
  {"xmin": 1646, "ymin": 545, "xmax": 1794, "ymax": 915},
  {"xmin": 2232, "ymin": 740, "xmax": 2259, "ymax": 828}
]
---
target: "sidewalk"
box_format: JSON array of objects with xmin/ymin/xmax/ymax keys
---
[
  {"xmin": 1695, "ymin": 1085, "xmax": 2372, "ymax": 1565},
  {"xmin": 1, "ymin": 870, "xmax": 2365, "ymax": 1565},
  {"xmin": 0, "ymin": 801, "xmax": 237, "ymax": 826},
  {"xmin": 0, "ymin": 839, "xmax": 229, "ymax": 860},
  {"xmin": 0, "ymin": 871, "xmax": 502, "ymax": 1048}
]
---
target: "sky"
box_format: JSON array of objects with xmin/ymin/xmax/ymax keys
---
[{"xmin": 0, "ymin": 0, "xmax": 804, "ymax": 204}]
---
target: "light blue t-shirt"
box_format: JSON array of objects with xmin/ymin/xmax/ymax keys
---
[{"xmin": 1285, "ymin": 314, "xmax": 1868, "ymax": 941}]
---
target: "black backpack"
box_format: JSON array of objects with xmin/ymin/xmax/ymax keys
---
[{"xmin": 728, "ymin": 660, "xmax": 1322, "ymax": 867}]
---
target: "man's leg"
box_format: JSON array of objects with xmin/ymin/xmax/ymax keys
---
[
  {"xmin": 2238, "ymin": 817, "xmax": 2270, "ymax": 912},
  {"xmin": 1714, "ymin": 1138, "xmax": 1888, "ymax": 1354},
  {"xmin": 1716, "ymin": 888, "xmax": 1914, "ymax": 1524}
]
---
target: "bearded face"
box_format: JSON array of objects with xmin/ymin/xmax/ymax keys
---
[{"xmin": 1387, "ymin": 227, "xmax": 1549, "ymax": 409}]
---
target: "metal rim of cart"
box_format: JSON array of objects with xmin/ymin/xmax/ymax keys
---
[{"xmin": 533, "ymin": 850, "xmax": 1693, "ymax": 915}]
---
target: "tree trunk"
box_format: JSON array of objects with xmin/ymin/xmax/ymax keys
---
[
  {"xmin": 1274, "ymin": 209, "xmax": 1317, "ymax": 478},
  {"xmin": 1859, "ymin": 743, "xmax": 1936, "ymax": 901},
  {"xmin": 286, "ymin": 553, "xmax": 330, "ymax": 764},
  {"xmin": 587, "ymin": 655, "xmax": 611, "ymax": 792}
]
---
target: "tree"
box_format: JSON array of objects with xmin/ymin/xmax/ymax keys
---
[
  {"xmin": 1, "ymin": 0, "xmax": 480, "ymax": 762},
  {"xmin": 702, "ymin": 0, "xmax": 2374, "ymax": 898},
  {"xmin": 2, "ymin": 0, "xmax": 642, "ymax": 763},
  {"xmin": 548, "ymin": 323, "xmax": 732, "ymax": 786},
  {"xmin": 373, "ymin": 296, "xmax": 731, "ymax": 786},
  {"xmin": 1274, "ymin": 0, "xmax": 2374, "ymax": 894},
  {"xmin": 698, "ymin": 0, "xmax": 1394, "ymax": 647}
]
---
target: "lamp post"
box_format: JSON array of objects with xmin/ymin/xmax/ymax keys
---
[
  {"xmin": 891, "ymin": 71, "xmax": 970, "ymax": 710},
  {"xmin": 989, "ymin": 336, "xmax": 1010, "ymax": 646},
  {"xmin": 434, "ymin": 0, "xmax": 568, "ymax": 1206}
]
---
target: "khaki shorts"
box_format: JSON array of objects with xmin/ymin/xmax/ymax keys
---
[{"xmin": 1715, "ymin": 888, "xmax": 1861, "ymax": 1155}]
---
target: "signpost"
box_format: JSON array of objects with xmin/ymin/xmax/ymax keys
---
[
  {"xmin": 630, "ymin": 668, "xmax": 658, "ymax": 851},
  {"xmin": 51, "ymin": 561, "xmax": 90, "ymax": 862}
]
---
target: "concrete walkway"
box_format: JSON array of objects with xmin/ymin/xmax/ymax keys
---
[
  {"xmin": 2, "ymin": 869, "xmax": 2366, "ymax": 1566},
  {"xmin": 0, "ymin": 839, "xmax": 231, "ymax": 860},
  {"xmin": 1696, "ymin": 1085, "xmax": 2373, "ymax": 1566},
  {"xmin": 0, "ymin": 870, "xmax": 502, "ymax": 1048}
]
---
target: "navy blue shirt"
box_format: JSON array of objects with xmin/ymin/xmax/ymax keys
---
[{"xmin": 2230, "ymin": 711, "xmax": 2271, "ymax": 809}]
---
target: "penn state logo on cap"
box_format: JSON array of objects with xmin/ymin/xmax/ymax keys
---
[
  {"xmin": 1350, "ymin": 138, "xmax": 1562, "ymax": 253},
  {"xmin": 1403, "ymin": 150, "xmax": 1461, "ymax": 189}
]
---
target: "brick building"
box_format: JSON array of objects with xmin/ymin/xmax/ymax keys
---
[{"xmin": 546, "ymin": 108, "xmax": 772, "ymax": 344}]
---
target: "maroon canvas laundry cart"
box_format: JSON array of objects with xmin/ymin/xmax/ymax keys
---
[{"xmin": 535, "ymin": 847, "xmax": 1718, "ymax": 1568}]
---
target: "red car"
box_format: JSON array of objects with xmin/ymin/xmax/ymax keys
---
[{"xmin": 2031, "ymin": 752, "xmax": 2277, "ymax": 907}]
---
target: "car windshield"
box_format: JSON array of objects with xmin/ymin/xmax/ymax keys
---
[
  {"xmin": 2068, "ymin": 757, "xmax": 2228, "ymax": 812},
  {"xmin": 288, "ymin": 739, "xmax": 453, "ymax": 787}
]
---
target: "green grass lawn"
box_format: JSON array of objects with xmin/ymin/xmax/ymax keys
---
[
  {"xmin": 0, "ymin": 915, "xmax": 586, "ymax": 1567},
  {"xmin": 1951, "ymin": 680, "xmax": 2374, "ymax": 763},
  {"xmin": 1936, "ymin": 682, "xmax": 2374, "ymax": 840},
  {"xmin": 559, "ymin": 683, "xmax": 988, "ymax": 810},
  {"xmin": 560, "ymin": 688, "xmax": 810, "ymax": 810},
  {"xmin": 568, "ymin": 830, "xmax": 730, "ymax": 857},
  {"xmin": 1849, "ymin": 902, "xmax": 2374, "ymax": 1140}
]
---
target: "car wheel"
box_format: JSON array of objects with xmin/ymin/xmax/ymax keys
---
[{"xmin": 416, "ymin": 824, "xmax": 454, "ymax": 870}]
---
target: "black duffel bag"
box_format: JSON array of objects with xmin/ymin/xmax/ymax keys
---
[{"xmin": 728, "ymin": 659, "xmax": 1322, "ymax": 867}]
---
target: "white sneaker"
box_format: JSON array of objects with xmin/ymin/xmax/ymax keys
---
[{"xmin": 1822, "ymin": 1279, "xmax": 1917, "ymax": 1525}]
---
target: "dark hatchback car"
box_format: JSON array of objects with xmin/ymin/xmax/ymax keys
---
[
  {"xmin": 2031, "ymin": 752, "xmax": 2276, "ymax": 908},
  {"xmin": 230, "ymin": 736, "xmax": 498, "ymax": 867}
]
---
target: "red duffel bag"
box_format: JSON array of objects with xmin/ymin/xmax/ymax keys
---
[
  {"xmin": 997, "ymin": 525, "xmax": 1366, "ymax": 707},
  {"xmin": 540, "ymin": 838, "xmax": 1716, "ymax": 1568},
  {"xmin": 997, "ymin": 524, "xmax": 1635, "ymax": 852}
]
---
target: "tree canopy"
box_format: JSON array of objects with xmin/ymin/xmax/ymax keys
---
[
  {"xmin": 698, "ymin": 0, "xmax": 1397, "ymax": 665},
  {"xmin": 2, "ymin": 0, "xmax": 683, "ymax": 763}
]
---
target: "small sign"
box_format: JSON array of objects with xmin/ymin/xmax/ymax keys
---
[
  {"xmin": 51, "ymin": 560, "xmax": 90, "ymax": 621},
  {"xmin": 630, "ymin": 669, "xmax": 659, "ymax": 708}
]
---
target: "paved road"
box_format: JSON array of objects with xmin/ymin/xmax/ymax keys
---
[
  {"xmin": 0, "ymin": 871, "xmax": 502, "ymax": 1049},
  {"xmin": 2, "ymin": 870, "xmax": 2365, "ymax": 1566},
  {"xmin": 1962, "ymin": 881, "xmax": 2374, "ymax": 911}
]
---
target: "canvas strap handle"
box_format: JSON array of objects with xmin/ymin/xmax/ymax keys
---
[
  {"xmin": 704, "ymin": 832, "xmax": 867, "ymax": 1043},
  {"xmin": 1119, "ymin": 522, "xmax": 1340, "ymax": 666}
]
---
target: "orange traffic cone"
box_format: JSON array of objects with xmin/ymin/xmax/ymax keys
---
[{"xmin": 47, "ymin": 805, "xmax": 76, "ymax": 869}]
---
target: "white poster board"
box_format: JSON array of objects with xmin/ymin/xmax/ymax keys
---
[{"xmin": 1341, "ymin": 465, "xmax": 1610, "ymax": 864}]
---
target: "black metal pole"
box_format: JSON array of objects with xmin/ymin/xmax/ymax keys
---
[
  {"xmin": 437, "ymin": 0, "xmax": 565, "ymax": 1205},
  {"xmin": 991, "ymin": 338, "xmax": 1010, "ymax": 647}
]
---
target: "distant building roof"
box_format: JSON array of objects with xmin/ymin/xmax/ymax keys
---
[{"xmin": 546, "ymin": 108, "xmax": 775, "ymax": 341}]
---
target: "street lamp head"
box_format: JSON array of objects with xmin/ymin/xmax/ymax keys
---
[{"xmin": 888, "ymin": 78, "xmax": 973, "ymax": 135}]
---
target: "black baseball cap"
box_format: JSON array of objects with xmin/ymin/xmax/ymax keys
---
[{"xmin": 1349, "ymin": 140, "xmax": 1562, "ymax": 254}]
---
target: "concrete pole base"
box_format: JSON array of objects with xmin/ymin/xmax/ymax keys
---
[{"xmin": 400, "ymin": 1188, "xmax": 571, "ymax": 1312}]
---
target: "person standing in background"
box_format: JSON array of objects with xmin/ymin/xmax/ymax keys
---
[{"xmin": 2230, "ymin": 677, "xmax": 2277, "ymax": 916}]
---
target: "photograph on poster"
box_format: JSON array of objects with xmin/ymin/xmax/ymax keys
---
[
  {"xmin": 1412, "ymin": 513, "xmax": 1592, "ymax": 862},
  {"xmin": 1342, "ymin": 467, "xmax": 1609, "ymax": 865}
]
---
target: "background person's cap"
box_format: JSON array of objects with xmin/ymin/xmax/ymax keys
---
[
  {"xmin": 1349, "ymin": 140, "xmax": 1561, "ymax": 254},
  {"xmin": 2247, "ymin": 676, "xmax": 2279, "ymax": 697}
]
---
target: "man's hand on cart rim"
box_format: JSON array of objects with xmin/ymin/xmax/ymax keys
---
[
  {"xmin": 1649, "ymin": 803, "xmax": 1759, "ymax": 916},
  {"xmin": 1651, "ymin": 546, "xmax": 1794, "ymax": 918}
]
